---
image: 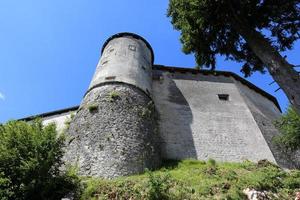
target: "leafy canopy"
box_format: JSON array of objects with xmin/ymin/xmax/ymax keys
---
[
  {"xmin": 274, "ymin": 107, "xmax": 300, "ymax": 152},
  {"xmin": 0, "ymin": 120, "xmax": 80, "ymax": 200},
  {"xmin": 167, "ymin": 0, "xmax": 300, "ymax": 76}
]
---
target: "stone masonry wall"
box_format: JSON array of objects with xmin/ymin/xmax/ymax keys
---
[
  {"xmin": 64, "ymin": 83, "xmax": 160, "ymax": 178},
  {"xmin": 152, "ymin": 70, "xmax": 277, "ymax": 163},
  {"xmin": 235, "ymin": 80, "xmax": 299, "ymax": 168}
]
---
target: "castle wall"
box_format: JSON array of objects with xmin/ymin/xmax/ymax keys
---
[
  {"xmin": 37, "ymin": 69, "xmax": 289, "ymax": 168},
  {"xmin": 42, "ymin": 111, "xmax": 73, "ymax": 133},
  {"xmin": 64, "ymin": 33, "xmax": 160, "ymax": 178},
  {"xmin": 152, "ymin": 70, "xmax": 277, "ymax": 163},
  {"xmin": 235, "ymin": 81, "xmax": 300, "ymax": 168},
  {"xmin": 20, "ymin": 31, "xmax": 296, "ymax": 176},
  {"xmin": 64, "ymin": 84, "xmax": 160, "ymax": 178},
  {"xmin": 89, "ymin": 35, "xmax": 153, "ymax": 96}
]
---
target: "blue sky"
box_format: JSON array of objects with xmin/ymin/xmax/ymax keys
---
[{"xmin": 0, "ymin": 0, "xmax": 299, "ymax": 122}]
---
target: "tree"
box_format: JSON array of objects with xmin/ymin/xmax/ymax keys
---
[
  {"xmin": 167, "ymin": 0, "xmax": 300, "ymax": 114},
  {"xmin": 274, "ymin": 106, "xmax": 300, "ymax": 152},
  {"xmin": 0, "ymin": 120, "xmax": 80, "ymax": 200}
]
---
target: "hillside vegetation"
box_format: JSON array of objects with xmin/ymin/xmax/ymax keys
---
[
  {"xmin": 80, "ymin": 159, "xmax": 300, "ymax": 200},
  {"xmin": 1, "ymin": 120, "xmax": 299, "ymax": 199},
  {"xmin": 0, "ymin": 120, "xmax": 80, "ymax": 200}
]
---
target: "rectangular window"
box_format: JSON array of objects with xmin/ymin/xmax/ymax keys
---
[
  {"xmin": 218, "ymin": 94, "xmax": 229, "ymax": 101},
  {"xmin": 105, "ymin": 76, "xmax": 116, "ymax": 80},
  {"xmin": 128, "ymin": 45, "xmax": 136, "ymax": 51}
]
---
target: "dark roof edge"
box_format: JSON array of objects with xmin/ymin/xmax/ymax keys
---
[
  {"xmin": 19, "ymin": 106, "xmax": 79, "ymax": 122},
  {"xmin": 101, "ymin": 32, "xmax": 154, "ymax": 65},
  {"xmin": 18, "ymin": 65, "xmax": 282, "ymax": 121},
  {"xmin": 153, "ymin": 65, "xmax": 282, "ymax": 112}
]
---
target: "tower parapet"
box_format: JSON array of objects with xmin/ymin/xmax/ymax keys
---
[{"xmin": 65, "ymin": 33, "xmax": 160, "ymax": 178}]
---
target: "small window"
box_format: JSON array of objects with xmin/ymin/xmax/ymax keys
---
[
  {"xmin": 102, "ymin": 60, "xmax": 109, "ymax": 65},
  {"xmin": 128, "ymin": 45, "xmax": 136, "ymax": 51},
  {"xmin": 105, "ymin": 76, "xmax": 116, "ymax": 80},
  {"xmin": 218, "ymin": 94, "xmax": 229, "ymax": 101}
]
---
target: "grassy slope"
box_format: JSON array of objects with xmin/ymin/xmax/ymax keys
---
[{"xmin": 80, "ymin": 159, "xmax": 300, "ymax": 200}]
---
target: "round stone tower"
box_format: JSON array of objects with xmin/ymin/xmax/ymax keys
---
[{"xmin": 65, "ymin": 33, "xmax": 160, "ymax": 178}]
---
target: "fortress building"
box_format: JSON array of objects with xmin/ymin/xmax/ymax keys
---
[{"xmin": 21, "ymin": 33, "xmax": 299, "ymax": 178}]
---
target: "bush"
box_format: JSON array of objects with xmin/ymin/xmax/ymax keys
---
[
  {"xmin": 0, "ymin": 120, "xmax": 80, "ymax": 200},
  {"xmin": 274, "ymin": 106, "xmax": 300, "ymax": 151},
  {"xmin": 146, "ymin": 171, "xmax": 172, "ymax": 200}
]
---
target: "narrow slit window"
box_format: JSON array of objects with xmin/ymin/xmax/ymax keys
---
[
  {"xmin": 105, "ymin": 76, "xmax": 116, "ymax": 80},
  {"xmin": 102, "ymin": 60, "xmax": 109, "ymax": 65},
  {"xmin": 218, "ymin": 94, "xmax": 229, "ymax": 101}
]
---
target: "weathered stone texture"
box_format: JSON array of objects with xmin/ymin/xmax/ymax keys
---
[
  {"xmin": 64, "ymin": 83, "xmax": 160, "ymax": 178},
  {"xmin": 89, "ymin": 35, "xmax": 153, "ymax": 97},
  {"xmin": 30, "ymin": 33, "xmax": 299, "ymax": 177},
  {"xmin": 235, "ymin": 80, "xmax": 299, "ymax": 168},
  {"xmin": 152, "ymin": 70, "xmax": 277, "ymax": 163}
]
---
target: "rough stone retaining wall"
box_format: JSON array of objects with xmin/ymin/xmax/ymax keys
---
[{"xmin": 64, "ymin": 83, "xmax": 160, "ymax": 178}]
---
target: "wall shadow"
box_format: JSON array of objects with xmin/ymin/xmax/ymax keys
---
[{"xmin": 154, "ymin": 73, "xmax": 197, "ymax": 160}]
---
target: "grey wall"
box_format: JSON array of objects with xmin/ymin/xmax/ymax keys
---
[
  {"xmin": 235, "ymin": 81, "xmax": 299, "ymax": 168},
  {"xmin": 64, "ymin": 34, "xmax": 159, "ymax": 178},
  {"xmin": 64, "ymin": 84, "xmax": 160, "ymax": 178},
  {"xmin": 152, "ymin": 70, "xmax": 277, "ymax": 163},
  {"xmin": 89, "ymin": 36, "xmax": 153, "ymax": 97},
  {"xmin": 38, "ymin": 69, "xmax": 298, "ymax": 169}
]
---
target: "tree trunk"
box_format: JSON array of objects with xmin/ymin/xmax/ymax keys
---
[{"xmin": 233, "ymin": 21, "xmax": 300, "ymax": 115}]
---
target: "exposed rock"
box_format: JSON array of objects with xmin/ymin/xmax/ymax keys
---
[
  {"xmin": 243, "ymin": 188, "xmax": 270, "ymax": 200},
  {"xmin": 295, "ymin": 191, "xmax": 300, "ymax": 200}
]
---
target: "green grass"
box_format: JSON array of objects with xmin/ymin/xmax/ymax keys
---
[{"xmin": 80, "ymin": 159, "xmax": 300, "ymax": 200}]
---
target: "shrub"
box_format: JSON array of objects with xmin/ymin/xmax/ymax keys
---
[
  {"xmin": 88, "ymin": 104, "xmax": 98, "ymax": 113},
  {"xmin": 146, "ymin": 171, "xmax": 172, "ymax": 200},
  {"xmin": 274, "ymin": 106, "xmax": 300, "ymax": 151},
  {"xmin": 0, "ymin": 120, "xmax": 81, "ymax": 200}
]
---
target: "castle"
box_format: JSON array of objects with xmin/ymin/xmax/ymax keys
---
[{"xmin": 21, "ymin": 33, "xmax": 299, "ymax": 178}]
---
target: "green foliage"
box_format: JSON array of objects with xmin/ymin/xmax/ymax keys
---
[
  {"xmin": 141, "ymin": 101, "xmax": 155, "ymax": 119},
  {"xmin": 274, "ymin": 106, "xmax": 300, "ymax": 151},
  {"xmin": 146, "ymin": 171, "xmax": 172, "ymax": 200},
  {"xmin": 167, "ymin": 0, "xmax": 300, "ymax": 76},
  {"xmin": 64, "ymin": 112, "xmax": 76, "ymax": 131},
  {"xmin": 205, "ymin": 158, "xmax": 217, "ymax": 175},
  {"xmin": 80, "ymin": 178, "xmax": 145, "ymax": 200},
  {"xmin": 88, "ymin": 104, "xmax": 98, "ymax": 113},
  {"xmin": 107, "ymin": 90, "xmax": 120, "ymax": 102},
  {"xmin": 80, "ymin": 159, "xmax": 300, "ymax": 199},
  {"xmin": 0, "ymin": 120, "xmax": 81, "ymax": 200}
]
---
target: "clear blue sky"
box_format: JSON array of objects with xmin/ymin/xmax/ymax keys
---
[{"xmin": 0, "ymin": 0, "xmax": 299, "ymax": 122}]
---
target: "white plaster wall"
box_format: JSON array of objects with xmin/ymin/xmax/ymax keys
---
[
  {"xmin": 42, "ymin": 111, "xmax": 74, "ymax": 133},
  {"xmin": 153, "ymin": 71, "xmax": 276, "ymax": 163}
]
